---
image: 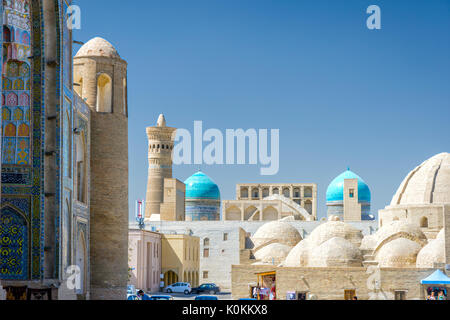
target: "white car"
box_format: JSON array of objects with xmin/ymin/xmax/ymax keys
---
[{"xmin": 164, "ymin": 282, "xmax": 191, "ymax": 295}]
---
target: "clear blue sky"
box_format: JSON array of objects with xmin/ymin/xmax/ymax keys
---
[{"xmin": 74, "ymin": 0, "xmax": 450, "ymax": 221}]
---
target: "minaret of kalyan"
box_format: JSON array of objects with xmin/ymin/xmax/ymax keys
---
[{"xmin": 145, "ymin": 114, "xmax": 177, "ymax": 220}]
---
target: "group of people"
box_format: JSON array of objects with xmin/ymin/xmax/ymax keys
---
[
  {"xmin": 427, "ymin": 290, "xmax": 447, "ymax": 300},
  {"xmin": 252, "ymin": 284, "xmax": 276, "ymax": 300}
]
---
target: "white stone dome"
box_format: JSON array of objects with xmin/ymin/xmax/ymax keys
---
[
  {"xmin": 251, "ymin": 221, "xmax": 302, "ymax": 249},
  {"xmin": 390, "ymin": 152, "xmax": 450, "ymax": 206},
  {"xmin": 416, "ymin": 229, "xmax": 445, "ymax": 268},
  {"xmin": 283, "ymin": 240, "xmax": 311, "ymax": 267},
  {"xmin": 306, "ymin": 220, "xmax": 363, "ymax": 248},
  {"xmin": 375, "ymin": 238, "xmax": 422, "ymax": 268},
  {"xmin": 372, "ymin": 221, "xmax": 427, "ymax": 251},
  {"xmin": 308, "ymin": 237, "xmax": 363, "ymax": 267},
  {"xmin": 75, "ymin": 37, "xmax": 121, "ymax": 59},
  {"xmin": 253, "ymin": 243, "xmax": 292, "ymax": 265}
]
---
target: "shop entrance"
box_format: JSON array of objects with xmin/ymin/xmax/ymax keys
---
[{"xmin": 255, "ymin": 271, "xmax": 276, "ymax": 300}]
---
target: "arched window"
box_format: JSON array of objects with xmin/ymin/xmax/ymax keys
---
[
  {"xmin": 123, "ymin": 77, "xmax": 127, "ymax": 116},
  {"xmin": 76, "ymin": 132, "xmax": 87, "ymax": 203},
  {"xmin": 3, "ymin": 26, "xmax": 11, "ymax": 42},
  {"xmin": 283, "ymin": 188, "xmax": 290, "ymax": 198},
  {"xmin": 96, "ymin": 73, "xmax": 112, "ymax": 112},
  {"xmin": 240, "ymin": 187, "xmax": 248, "ymax": 199},
  {"xmin": 272, "ymin": 188, "xmax": 279, "ymax": 195},
  {"xmin": 420, "ymin": 217, "xmax": 428, "ymax": 228},
  {"xmin": 0, "ymin": 207, "xmax": 29, "ymax": 280},
  {"xmin": 203, "ymin": 238, "xmax": 210, "ymax": 246}
]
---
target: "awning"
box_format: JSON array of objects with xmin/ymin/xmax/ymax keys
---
[{"xmin": 421, "ymin": 269, "xmax": 450, "ymax": 285}]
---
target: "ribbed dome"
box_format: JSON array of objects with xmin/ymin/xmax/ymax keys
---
[
  {"xmin": 75, "ymin": 37, "xmax": 121, "ymax": 59},
  {"xmin": 375, "ymin": 238, "xmax": 422, "ymax": 268},
  {"xmin": 308, "ymin": 237, "xmax": 363, "ymax": 267},
  {"xmin": 184, "ymin": 171, "xmax": 220, "ymax": 200},
  {"xmin": 252, "ymin": 221, "xmax": 302, "ymax": 249},
  {"xmin": 390, "ymin": 153, "xmax": 450, "ymax": 206},
  {"xmin": 326, "ymin": 169, "xmax": 371, "ymax": 203}
]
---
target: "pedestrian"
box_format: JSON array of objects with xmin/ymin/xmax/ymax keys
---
[
  {"xmin": 427, "ymin": 291, "xmax": 436, "ymax": 300},
  {"xmin": 438, "ymin": 291, "xmax": 446, "ymax": 301},
  {"xmin": 137, "ymin": 290, "xmax": 150, "ymax": 300},
  {"xmin": 352, "ymin": 296, "xmax": 358, "ymax": 300}
]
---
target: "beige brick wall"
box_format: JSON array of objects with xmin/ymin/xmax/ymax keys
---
[{"xmin": 232, "ymin": 265, "xmax": 435, "ymax": 300}]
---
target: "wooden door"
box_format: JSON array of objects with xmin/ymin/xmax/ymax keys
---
[{"xmin": 344, "ymin": 289, "xmax": 356, "ymax": 300}]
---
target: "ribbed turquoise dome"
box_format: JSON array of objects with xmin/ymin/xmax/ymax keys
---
[
  {"xmin": 185, "ymin": 171, "xmax": 220, "ymax": 200},
  {"xmin": 326, "ymin": 169, "xmax": 371, "ymax": 203}
]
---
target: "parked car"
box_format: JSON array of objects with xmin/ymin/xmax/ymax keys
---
[
  {"xmin": 150, "ymin": 295, "xmax": 174, "ymax": 300},
  {"xmin": 164, "ymin": 282, "xmax": 192, "ymax": 295},
  {"xmin": 195, "ymin": 295, "xmax": 218, "ymax": 300},
  {"xmin": 127, "ymin": 285, "xmax": 137, "ymax": 299},
  {"xmin": 191, "ymin": 283, "xmax": 220, "ymax": 295}
]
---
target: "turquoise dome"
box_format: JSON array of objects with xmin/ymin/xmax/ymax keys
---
[
  {"xmin": 326, "ymin": 169, "xmax": 371, "ymax": 203},
  {"xmin": 185, "ymin": 171, "xmax": 220, "ymax": 200}
]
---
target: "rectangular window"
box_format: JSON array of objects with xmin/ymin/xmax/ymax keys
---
[
  {"xmin": 203, "ymin": 248, "xmax": 209, "ymax": 258},
  {"xmin": 349, "ymin": 189, "xmax": 354, "ymax": 198},
  {"xmin": 203, "ymin": 271, "xmax": 209, "ymax": 279},
  {"xmin": 223, "ymin": 233, "xmax": 228, "ymax": 241}
]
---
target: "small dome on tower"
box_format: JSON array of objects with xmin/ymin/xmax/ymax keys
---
[
  {"xmin": 75, "ymin": 37, "xmax": 121, "ymax": 59},
  {"xmin": 326, "ymin": 168, "xmax": 371, "ymax": 204},
  {"xmin": 157, "ymin": 114, "xmax": 166, "ymax": 127},
  {"xmin": 184, "ymin": 171, "xmax": 220, "ymax": 200}
]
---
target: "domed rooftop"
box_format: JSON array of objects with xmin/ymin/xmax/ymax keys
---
[
  {"xmin": 252, "ymin": 221, "xmax": 302, "ymax": 249},
  {"xmin": 326, "ymin": 169, "xmax": 371, "ymax": 203},
  {"xmin": 416, "ymin": 229, "xmax": 445, "ymax": 268},
  {"xmin": 308, "ymin": 237, "xmax": 363, "ymax": 267},
  {"xmin": 283, "ymin": 240, "xmax": 311, "ymax": 267},
  {"xmin": 184, "ymin": 171, "xmax": 220, "ymax": 200},
  {"xmin": 253, "ymin": 243, "xmax": 292, "ymax": 265},
  {"xmin": 390, "ymin": 153, "xmax": 450, "ymax": 206},
  {"xmin": 306, "ymin": 220, "xmax": 363, "ymax": 248},
  {"xmin": 374, "ymin": 221, "xmax": 427, "ymax": 247},
  {"xmin": 375, "ymin": 238, "xmax": 422, "ymax": 268},
  {"xmin": 75, "ymin": 37, "xmax": 121, "ymax": 59}
]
